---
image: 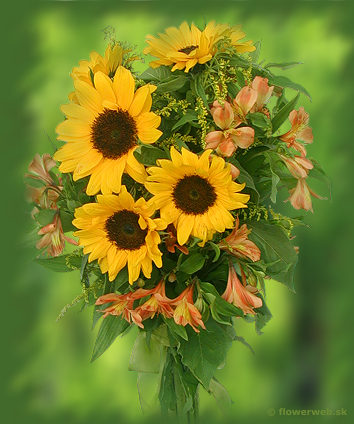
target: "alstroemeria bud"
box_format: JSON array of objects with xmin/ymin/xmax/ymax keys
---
[{"xmin": 211, "ymin": 100, "xmax": 234, "ymax": 130}]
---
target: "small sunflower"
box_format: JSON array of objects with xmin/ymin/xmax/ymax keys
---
[
  {"xmin": 143, "ymin": 21, "xmax": 255, "ymax": 73},
  {"xmin": 145, "ymin": 147, "xmax": 250, "ymax": 246},
  {"xmin": 54, "ymin": 66, "xmax": 162, "ymax": 195},
  {"xmin": 72, "ymin": 186, "xmax": 165, "ymax": 284}
]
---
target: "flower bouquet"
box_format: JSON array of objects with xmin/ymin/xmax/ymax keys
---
[{"xmin": 25, "ymin": 22, "xmax": 327, "ymax": 421}]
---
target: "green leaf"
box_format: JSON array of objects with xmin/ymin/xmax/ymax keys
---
[
  {"xmin": 271, "ymin": 92, "xmax": 300, "ymax": 133},
  {"xmin": 171, "ymin": 111, "xmax": 198, "ymax": 131},
  {"xmin": 164, "ymin": 317, "xmax": 188, "ymax": 341},
  {"xmin": 229, "ymin": 158, "xmax": 260, "ymax": 203},
  {"xmin": 114, "ymin": 266, "xmax": 129, "ymax": 290},
  {"xmin": 265, "ymin": 61, "xmax": 303, "ymax": 70},
  {"xmin": 59, "ymin": 210, "xmax": 76, "ymax": 232},
  {"xmin": 36, "ymin": 209, "xmax": 56, "ymax": 226},
  {"xmin": 156, "ymin": 75, "xmax": 188, "ymax": 93},
  {"xmin": 91, "ymin": 315, "xmax": 130, "ymax": 362},
  {"xmin": 35, "ymin": 255, "xmax": 73, "ymax": 272},
  {"xmin": 191, "ymin": 75, "xmax": 209, "ymax": 109},
  {"xmin": 248, "ymin": 221, "xmax": 298, "ymax": 291},
  {"xmin": 209, "ymin": 377, "xmax": 232, "ymax": 409},
  {"xmin": 248, "ymin": 112, "xmax": 270, "ymax": 129},
  {"xmin": 249, "ymin": 41, "xmax": 261, "ymax": 63},
  {"xmin": 178, "ymin": 319, "xmax": 233, "ymax": 388},
  {"xmin": 179, "ymin": 253, "xmax": 205, "ymax": 274},
  {"xmin": 134, "ymin": 145, "xmax": 167, "ymax": 166},
  {"xmin": 269, "ymin": 75, "xmax": 311, "ymax": 100},
  {"xmin": 208, "ymin": 242, "xmax": 221, "ymax": 263},
  {"xmin": 265, "ymin": 152, "xmax": 281, "ymax": 203},
  {"xmin": 140, "ymin": 66, "xmax": 172, "ymax": 81},
  {"xmin": 129, "ymin": 331, "xmax": 162, "ymax": 373},
  {"xmin": 255, "ymin": 295, "xmax": 273, "ymax": 335}
]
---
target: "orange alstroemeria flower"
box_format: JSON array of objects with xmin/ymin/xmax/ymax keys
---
[
  {"xmin": 96, "ymin": 288, "xmax": 152, "ymax": 328},
  {"xmin": 287, "ymin": 178, "xmax": 323, "ymax": 213},
  {"xmin": 219, "ymin": 217, "xmax": 261, "ymax": 262},
  {"xmin": 205, "ymin": 99, "xmax": 255, "ymax": 157},
  {"xmin": 171, "ymin": 285, "xmax": 206, "ymax": 333},
  {"xmin": 279, "ymin": 107, "xmax": 313, "ymax": 157},
  {"xmin": 135, "ymin": 280, "xmax": 174, "ymax": 321},
  {"xmin": 37, "ymin": 214, "xmax": 78, "ymax": 257},
  {"xmin": 222, "ymin": 263, "xmax": 262, "ymax": 315}
]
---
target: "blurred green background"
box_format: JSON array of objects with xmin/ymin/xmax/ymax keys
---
[{"xmin": 2, "ymin": 1, "xmax": 354, "ymax": 423}]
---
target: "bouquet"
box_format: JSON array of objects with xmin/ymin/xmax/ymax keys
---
[{"xmin": 25, "ymin": 22, "xmax": 327, "ymax": 421}]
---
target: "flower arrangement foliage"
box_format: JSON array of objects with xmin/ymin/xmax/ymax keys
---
[{"xmin": 25, "ymin": 22, "xmax": 328, "ymax": 420}]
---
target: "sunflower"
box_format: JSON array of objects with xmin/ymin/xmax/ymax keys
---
[
  {"xmin": 145, "ymin": 147, "xmax": 250, "ymax": 246},
  {"xmin": 54, "ymin": 66, "xmax": 162, "ymax": 195},
  {"xmin": 143, "ymin": 21, "xmax": 255, "ymax": 72},
  {"xmin": 72, "ymin": 186, "xmax": 165, "ymax": 284}
]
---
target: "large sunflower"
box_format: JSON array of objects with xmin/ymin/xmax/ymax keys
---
[
  {"xmin": 72, "ymin": 186, "xmax": 165, "ymax": 284},
  {"xmin": 54, "ymin": 66, "xmax": 162, "ymax": 195},
  {"xmin": 143, "ymin": 21, "xmax": 255, "ymax": 72},
  {"xmin": 145, "ymin": 147, "xmax": 250, "ymax": 246}
]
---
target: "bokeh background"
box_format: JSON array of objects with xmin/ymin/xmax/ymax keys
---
[{"xmin": 2, "ymin": 1, "xmax": 354, "ymax": 423}]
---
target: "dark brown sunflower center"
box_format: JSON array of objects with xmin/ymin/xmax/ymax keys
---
[
  {"xmin": 105, "ymin": 210, "xmax": 147, "ymax": 250},
  {"xmin": 91, "ymin": 108, "xmax": 137, "ymax": 159},
  {"xmin": 178, "ymin": 45, "xmax": 198, "ymax": 55},
  {"xmin": 173, "ymin": 175, "xmax": 216, "ymax": 215}
]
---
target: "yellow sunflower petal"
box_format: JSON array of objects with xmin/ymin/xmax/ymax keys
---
[
  {"xmin": 94, "ymin": 71, "xmax": 116, "ymax": 104},
  {"xmin": 113, "ymin": 66, "xmax": 135, "ymax": 111}
]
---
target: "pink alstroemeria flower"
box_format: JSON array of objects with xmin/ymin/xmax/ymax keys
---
[
  {"xmin": 251, "ymin": 76, "xmax": 274, "ymax": 113},
  {"xmin": 171, "ymin": 285, "xmax": 206, "ymax": 333},
  {"xmin": 205, "ymin": 99, "xmax": 255, "ymax": 157},
  {"xmin": 219, "ymin": 217, "xmax": 261, "ymax": 262},
  {"xmin": 222, "ymin": 263, "xmax": 262, "ymax": 315},
  {"xmin": 280, "ymin": 107, "xmax": 313, "ymax": 156},
  {"xmin": 280, "ymin": 154, "xmax": 313, "ymax": 179},
  {"xmin": 37, "ymin": 213, "xmax": 78, "ymax": 257}
]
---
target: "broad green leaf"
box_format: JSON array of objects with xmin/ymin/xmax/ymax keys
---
[
  {"xmin": 269, "ymin": 75, "xmax": 311, "ymax": 100},
  {"xmin": 179, "ymin": 253, "xmax": 205, "ymax": 274},
  {"xmin": 271, "ymin": 92, "xmax": 299, "ymax": 133},
  {"xmin": 248, "ymin": 221, "xmax": 298, "ymax": 291},
  {"xmin": 178, "ymin": 319, "xmax": 233, "ymax": 388},
  {"xmin": 171, "ymin": 110, "xmax": 198, "ymax": 131},
  {"xmin": 129, "ymin": 331, "xmax": 162, "ymax": 373},
  {"xmin": 134, "ymin": 145, "xmax": 167, "ymax": 166},
  {"xmin": 36, "ymin": 209, "xmax": 56, "ymax": 226},
  {"xmin": 156, "ymin": 75, "xmax": 188, "ymax": 93},
  {"xmin": 91, "ymin": 315, "xmax": 129, "ymax": 362},
  {"xmin": 140, "ymin": 66, "xmax": 172, "ymax": 81}
]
